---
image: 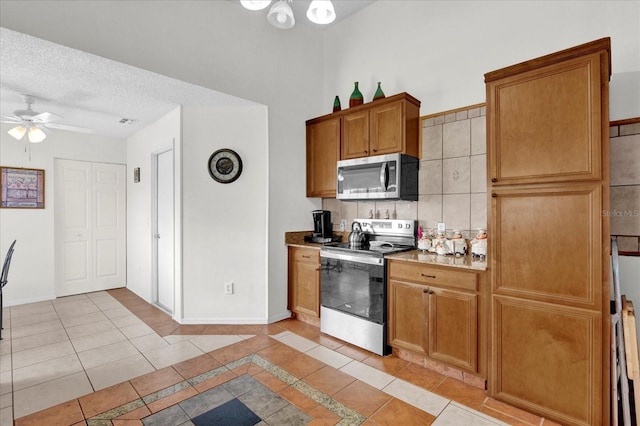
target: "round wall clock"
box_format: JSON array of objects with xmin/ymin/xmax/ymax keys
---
[{"xmin": 208, "ymin": 148, "xmax": 243, "ymax": 183}]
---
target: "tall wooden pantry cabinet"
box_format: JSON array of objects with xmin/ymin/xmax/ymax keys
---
[{"xmin": 485, "ymin": 38, "xmax": 611, "ymax": 426}]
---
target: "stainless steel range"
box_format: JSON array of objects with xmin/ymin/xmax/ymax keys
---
[{"xmin": 320, "ymin": 218, "xmax": 417, "ymax": 356}]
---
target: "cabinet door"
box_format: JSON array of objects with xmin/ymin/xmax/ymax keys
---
[
  {"xmin": 306, "ymin": 117, "xmax": 340, "ymax": 197},
  {"xmin": 370, "ymin": 100, "xmax": 404, "ymax": 156},
  {"xmin": 491, "ymin": 183, "xmax": 603, "ymax": 310},
  {"xmin": 291, "ymin": 259, "xmax": 320, "ymax": 317},
  {"xmin": 428, "ymin": 287, "xmax": 478, "ymax": 372},
  {"xmin": 487, "ymin": 52, "xmax": 605, "ymax": 185},
  {"xmin": 388, "ymin": 279, "xmax": 427, "ymax": 355},
  {"xmin": 491, "ymin": 296, "xmax": 602, "ymax": 426},
  {"xmin": 342, "ymin": 110, "xmax": 370, "ymax": 159}
]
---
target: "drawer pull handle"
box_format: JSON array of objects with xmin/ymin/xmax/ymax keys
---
[
  {"xmin": 302, "ymin": 255, "xmax": 311, "ymax": 259},
  {"xmin": 421, "ymin": 273, "xmax": 436, "ymax": 279}
]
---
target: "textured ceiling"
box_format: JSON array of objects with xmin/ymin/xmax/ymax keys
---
[
  {"xmin": 0, "ymin": 28, "xmax": 254, "ymax": 140},
  {"xmin": 0, "ymin": 1, "xmax": 376, "ymax": 140}
]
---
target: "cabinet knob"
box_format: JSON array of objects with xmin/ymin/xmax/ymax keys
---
[
  {"xmin": 492, "ymin": 193, "xmax": 497, "ymax": 198},
  {"xmin": 491, "ymin": 177, "xmax": 497, "ymax": 182},
  {"xmin": 423, "ymin": 289, "xmax": 428, "ymax": 293},
  {"xmin": 364, "ymin": 150, "xmax": 368, "ymax": 155},
  {"xmin": 372, "ymin": 149, "xmax": 377, "ymax": 153}
]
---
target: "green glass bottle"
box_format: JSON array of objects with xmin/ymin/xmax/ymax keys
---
[
  {"xmin": 349, "ymin": 82, "xmax": 364, "ymax": 107},
  {"xmin": 332, "ymin": 95, "xmax": 341, "ymax": 113},
  {"xmin": 373, "ymin": 82, "xmax": 385, "ymax": 101}
]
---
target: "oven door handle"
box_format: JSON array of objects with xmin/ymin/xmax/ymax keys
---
[{"xmin": 321, "ymin": 250, "xmax": 384, "ymax": 266}]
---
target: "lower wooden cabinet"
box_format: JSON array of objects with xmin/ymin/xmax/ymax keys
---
[
  {"xmin": 388, "ymin": 260, "xmax": 483, "ymax": 374},
  {"xmin": 288, "ymin": 246, "xmax": 320, "ymax": 318}
]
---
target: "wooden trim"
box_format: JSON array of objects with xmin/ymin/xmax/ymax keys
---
[
  {"xmin": 611, "ymin": 117, "xmax": 640, "ymax": 127},
  {"xmin": 485, "ymin": 37, "xmax": 611, "ymax": 82},
  {"xmin": 420, "ymin": 103, "xmax": 485, "ymax": 121}
]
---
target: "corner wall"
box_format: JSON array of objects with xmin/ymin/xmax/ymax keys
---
[{"xmin": 126, "ymin": 107, "xmax": 182, "ymax": 307}]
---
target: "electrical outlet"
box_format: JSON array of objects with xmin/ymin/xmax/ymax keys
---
[
  {"xmin": 437, "ymin": 222, "xmax": 446, "ymax": 233},
  {"xmin": 340, "ymin": 219, "xmax": 347, "ymax": 231},
  {"xmin": 224, "ymin": 282, "xmax": 234, "ymax": 295}
]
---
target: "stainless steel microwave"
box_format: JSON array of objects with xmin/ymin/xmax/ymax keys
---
[{"xmin": 336, "ymin": 153, "xmax": 419, "ymax": 201}]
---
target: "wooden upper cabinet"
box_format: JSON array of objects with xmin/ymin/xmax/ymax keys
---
[
  {"xmin": 306, "ymin": 93, "xmax": 420, "ymax": 198},
  {"xmin": 342, "ymin": 94, "xmax": 420, "ymax": 160},
  {"xmin": 341, "ymin": 110, "xmax": 370, "ymax": 159},
  {"xmin": 306, "ymin": 116, "xmax": 340, "ymax": 198},
  {"xmin": 486, "ymin": 40, "xmax": 610, "ymax": 186}
]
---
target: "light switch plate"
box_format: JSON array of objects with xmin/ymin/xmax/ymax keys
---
[{"xmin": 437, "ymin": 222, "xmax": 446, "ymax": 233}]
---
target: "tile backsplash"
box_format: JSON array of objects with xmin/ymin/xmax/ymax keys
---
[
  {"xmin": 609, "ymin": 121, "xmax": 640, "ymax": 253},
  {"xmin": 323, "ymin": 104, "xmax": 487, "ymax": 236}
]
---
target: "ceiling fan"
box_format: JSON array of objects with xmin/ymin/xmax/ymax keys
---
[{"xmin": 1, "ymin": 94, "xmax": 93, "ymax": 143}]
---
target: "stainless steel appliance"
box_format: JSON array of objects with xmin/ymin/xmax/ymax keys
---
[
  {"xmin": 336, "ymin": 153, "xmax": 419, "ymax": 201},
  {"xmin": 320, "ymin": 218, "xmax": 417, "ymax": 355}
]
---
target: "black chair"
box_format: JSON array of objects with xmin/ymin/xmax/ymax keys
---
[{"xmin": 0, "ymin": 240, "xmax": 16, "ymax": 340}]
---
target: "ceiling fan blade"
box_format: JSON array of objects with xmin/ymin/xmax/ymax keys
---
[
  {"xmin": 31, "ymin": 112, "xmax": 62, "ymax": 123},
  {"xmin": 44, "ymin": 122, "xmax": 94, "ymax": 134},
  {"xmin": 0, "ymin": 114, "xmax": 22, "ymax": 123}
]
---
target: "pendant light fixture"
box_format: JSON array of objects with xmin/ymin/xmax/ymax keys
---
[
  {"xmin": 267, "ymin": 0, "xmax": 295, "ymax": 29},
  {"xmin": 240, "ymin": 0, "xmax": 271, "ymax": 10},
  {"xmin": 307, "ymin": 0, "xmax": 335, "ymax": 24},
  {"xmin": 241, "ymin": 0, "xmax": 336, "ymax": 29}
]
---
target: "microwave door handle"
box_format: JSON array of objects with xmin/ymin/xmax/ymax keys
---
[{"xmin": 380, "ymin": 162, "xmax": 389, "ymax": 191}]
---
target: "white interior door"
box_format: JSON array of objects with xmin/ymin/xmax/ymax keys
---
[
  {"xmin": 156, "ymin": 149, "xmax": 174, "ymax": 312},
  {"xmin": 55, "ymin": 159, "xmax": 126, "ymax": 297}
]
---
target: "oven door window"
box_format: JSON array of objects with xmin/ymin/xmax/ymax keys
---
[{"xmin": 321, "ymin": 256, "xmax": 385, "ymax": 324}]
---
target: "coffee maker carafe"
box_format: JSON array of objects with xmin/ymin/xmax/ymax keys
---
[{"xmin": 312, "ymin": 210, "xmax": 332, "ymax": 242}]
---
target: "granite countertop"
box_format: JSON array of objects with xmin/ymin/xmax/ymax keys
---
[
  {"xmin": 284, "ymin": 231, "xmax": 347, "ymax": 248},
  {"xmin": 285, "ymin": 231, "xmax": 487, "ymax": 271},
  {"xmin": 385, "ymin": 250, "xmax": 487, "ymax": 271}
]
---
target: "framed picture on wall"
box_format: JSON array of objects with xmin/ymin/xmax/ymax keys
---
[{"xmin": 0, "ymin": 166, "xmax": 45, "ymax": 209}]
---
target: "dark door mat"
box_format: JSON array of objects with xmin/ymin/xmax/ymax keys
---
[{"xmin": 192, "ymin": 398, "xmax": 260, "ymax": 426}]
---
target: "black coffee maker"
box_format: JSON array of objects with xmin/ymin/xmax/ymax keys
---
[{"xmin": 312, "ymin": 210, "xmax": 332, "ymax": 243}]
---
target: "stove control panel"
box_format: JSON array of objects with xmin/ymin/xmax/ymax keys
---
[{"xmin": 355, "ymin": 219, "xmax": 416, "ymax": 237}]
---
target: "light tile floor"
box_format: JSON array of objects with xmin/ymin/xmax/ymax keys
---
[{"xmin": 0, "ymin": 289, "xmax": 558, "ymax": 425}]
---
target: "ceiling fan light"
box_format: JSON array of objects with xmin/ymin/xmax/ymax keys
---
[
  {"xmin": 240, "ymin": 0, "xmax": 271, "ymax": 11},
  {"xmin": 307, "ymin": 0, "xmax": 336, "ymax": 25},
  {"xmin": 8, "ymin": 125, "xmax": 27, "ymax": 140},
  {"xmin": 27, "ymin": 127, "xmax": 46, "ymax": 143},
  {"xmin": 267, "ymin": 0, "xmax": 295, "ymax": 29}
]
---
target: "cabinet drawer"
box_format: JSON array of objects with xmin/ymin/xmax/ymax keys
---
[
  {"xmin": 389, "ymin": 261, "xmax": 478, "ymax": 291},
  {"xmin": 291, "ymin": 247, "xmax": 320, "ymax": 263}
]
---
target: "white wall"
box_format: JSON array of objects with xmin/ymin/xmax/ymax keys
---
[
  {"xmin": 322, "ymin": 1, "xmax": 640, "ymax": 121},
  {"xmin": 126, "ymin": 107, "xmax": 181, "ymax": 308},
  {"xmin": 181, "ymin": 105, "xmax": 269, "ymax": 323},
  {"xmin": 0, "ymin": 123, "xmax": 125, "ymax": 305}
]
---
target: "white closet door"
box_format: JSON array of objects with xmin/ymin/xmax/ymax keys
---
[{"xmin": 55, "ymin": 159, "xmax": 126, "ymax": 297}]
